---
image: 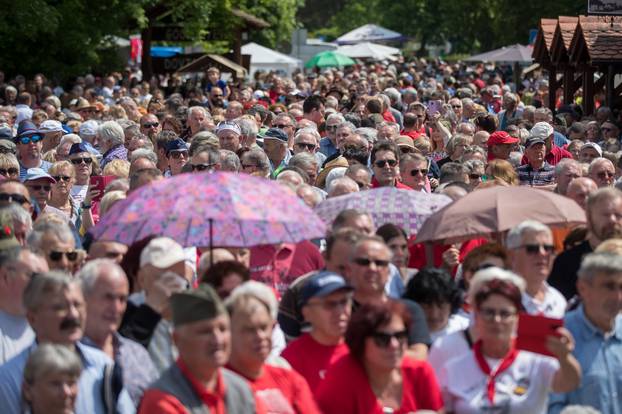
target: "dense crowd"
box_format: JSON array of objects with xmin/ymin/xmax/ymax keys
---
[{"xmin": 0, "ymin": 58, "xmax": 619, "ymax": 414}]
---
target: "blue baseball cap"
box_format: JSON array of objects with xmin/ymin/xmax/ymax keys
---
[
  {"xmin": 166, "ymin": 138, "xmax": 188, "ymax": 155},
  {"xmin": 263, "ymin": 127, "xmax": 288, "ymax": 143},
  {"xmin": 68, "ymin": 142, "xmax": 90, "ymax": 156},
  {"xmin": 16, "ymin": 120, "xmax": 38, "ymax": 139},
  {"xmin": 299, "ymin": 271, "xmax": 353, "ymax": 307}
]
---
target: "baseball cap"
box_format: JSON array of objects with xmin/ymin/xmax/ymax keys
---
[
  {"xmin": 16, "ymin": 120, "xmax": 38, "ymax": 139},
  {"xmin": 263, "ymin": 128, "xmax": 288, "ymax": 143},
  {"xmin": 299, "ymin": 271, "xmax": 353, "ymax": 307},
  {"xmin": 166, "ymin": 138, "xmax": 188, "ymax": 155},
  {"xmin": 69, "ymin": 142, "xmax": 90, "ymax": 156},
  {"xmin": 487, "ymin": 131, "xmax": 519, "ymax": 146},
  {"xmin": 530, "ymin": 122, "xmax": 554, "ymax": 140},
  {"xmin": 580, "ymin": 142, "xmax": 603, "ymax": 157},
  {"xmin": 39, "ymin": 120, "xmax": 64, "ymax": 134},
  {"xmin": 140, "ymin": 237, "xmax": 186, "ymax": 269},
  {"xmin": 79, "ymin": 120, "xmax": 99, "ymax": 137},
  {"xmin": 525, "ymin": 136, "xmax": 546, "ymax": 148},
  {"xmin": 24, "ymin": 168, "xmax": 56, "ymax": 184},
  {"xmin": 215, "ymin": 121, "xmax": 241, "ymax": 136}
]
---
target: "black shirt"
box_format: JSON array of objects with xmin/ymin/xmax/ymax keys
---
[{"xmin": 548, "ymin": 240, "xmax": 593, "ymax": 300}]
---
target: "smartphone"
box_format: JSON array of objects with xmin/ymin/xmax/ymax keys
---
[
  {"xmin": 516, "ymin": 313, "xmax": 563, "ymax": 357},
  {"xmin": 426, "ymin": 100, "xmax": 442, "ymax": 117},
  {"xmin": 89, "ymin": 175, "xmax": 116, "ymax": 202}
]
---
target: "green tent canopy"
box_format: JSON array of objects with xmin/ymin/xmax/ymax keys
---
[{"xmin": 305, "ymin": 51, "xmax": 356, "ymax": 69}]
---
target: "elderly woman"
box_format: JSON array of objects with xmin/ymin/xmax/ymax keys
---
[
  {"xmin": 317, "ymin": 301, "xmax": 443, "ymax": 413},
  {"xmin": 0, "ymin": 153, "xmax": 20, "ymax": 180},
  {"xmin": 22, "ymin": 343, "xmax": 82, "ymax": 414},
  {"xmin": 48, "ymin": 161, "xmax": 82, "ymax": 228},
  {"xmin": 67, "ymin": 142, "xmax": 95, "ymax": 204},
  {"xmin": 225, "ymin": 281, "xmax": 319, "ymax": 413},
  {"xmin": 441, "ymin": 267, "xmax": 580, "ymax": 413}
]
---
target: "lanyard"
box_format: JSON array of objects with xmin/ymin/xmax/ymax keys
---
[{"xmin": 473, "ymin": 340, "xmax": 519, "ymax": 404}]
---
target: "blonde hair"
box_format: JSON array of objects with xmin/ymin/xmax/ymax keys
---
[
  {"xmin": 0, "ymin": 153, "xmax": 19, "ymax": 170},
  {"xmin": 486, "ymin": 159, "xmax": 518, "ymax": 186},
  {"xmin": 102, "ymin": 159, "xmax": 130, "ymax": 179},
  {"xmin": 99, "ymin": 190, "xmax": 126, "ymax": 216},
  {"xmin": 49, "ymin": 161, "xmax": 76, "ymax": 179}
]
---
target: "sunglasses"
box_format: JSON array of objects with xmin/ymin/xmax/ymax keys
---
[
  {"xmin": 296, "ymin": 143, "xmax": 316, "ymax": 150},
  {"xmin": 190, "ymin": 163, "xmax": 213, "ymax": 172},
  {"xmin": 410, "ymin": 168, "xmax": 428, "ymax": 176},
  {"xmin": 451, "ymin": 105, "xmax": 462, "ymax": 109},
  {"xmin": 371, "ymin": 330, "xmax": 409, "ymax": 347},
  {"xmin": 169, "ymin": 151, "xmax": 188, "ymax": 159},
  {"xmin": 469, "ymin": 173, "xmax": 482, "ymax": 180},
  {"xmin": 52, "ymin": 175, "xmax": 71, "ymax": 182},
  {"xmin": 400, "ymin": 147, "xmax": 415, "ymax": 154},
  {"xmin": 212, "ymin": 94, "xmax": 224, "ymax": 98},
  {"xmin": 28, "ymin": 185, "xmax": 51, "ymax": 192},
  {"xmin": 353, "ymin": 257, "xmax": 390, "ymax": 268},
  {"xmin": 597, "ymin": 171, "xmax": 615, "ymax": 179},
  {"xmin": 19, "ymin": 135, "xmax": 43, "ymax": 145},
  {"xmin": 374, "ymin": 159, "xmax": 397, "ymax": 168},
  {"xmin": 521, "ymin": 243, "xmax": 555, "ymax": 254},
  {"xmin": 142, "ymin": 122, "xmax": 159, "ymax": 129},
  {"xmin": 274, "ymin": 124, "xmax": 292, "ymax": 129},
  {"xmin": 70, "ymin": 157, "xmax": 92, "ymax": 165},
  {"xmin": 49, "ymin": 250, "xmax": 78, "ymax": 262},
  {"xmin": 479, "ymin": 307, "xmax": 516, "ymax": 322},
  {"xmin": 0, "ymin": 168, "xmax": 18, "ymax": 176},
  {"xmin": 0, "ymin": 193, "xmax": 29, "ymax": 204}
]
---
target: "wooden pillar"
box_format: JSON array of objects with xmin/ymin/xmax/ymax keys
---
[
  {"xmin": 233, "ymin": 29, "xmax": 242, "ymax": 67},
  {"xmin": 606, "ymin": 64, "xmax": 615, "ymax": 108},
  {"xmin": 548, "ymin": 67, "xmax": 558, "ymax": 112},
  {"xmin": 582, "ymin": 68, "xmax": 595, "ymax": 116},
  {"xmin": 563, "ymin": 67, "xmax": 575, "ymax": 105}
]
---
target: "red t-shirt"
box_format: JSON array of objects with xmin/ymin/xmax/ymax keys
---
[
  {"xmin": 281, "ymin": 333, "xmax": 350, "ymax": 393},
  {"xmin": 315, "ymin": 354, "xmax": 443, "ymax": 414},
  {"xmin": 229, "ymin": 364, "xmax": 320, "ymax": 414},
  {"xmin": 408, "ymin": 237, "xmax": 488, "ymax": 272},
  {"xmin": 370, "ymin": 176, "xmax": 413, "ymax": 190},
  {"xmin": 249, "ymin": 241, "xmax": 324, "ymax": 297},
  {"xmin": 382, "ymin": 110, "xmax": 397, "ymax": 123},
  {"xmin": 401, "ymin": 129, "xmax": 423, "ymax": 140}
]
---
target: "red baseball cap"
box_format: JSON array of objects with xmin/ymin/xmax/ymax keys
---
[{"xmin": 487, "ymin": 131, "xmax": 519, "ymax": 146}]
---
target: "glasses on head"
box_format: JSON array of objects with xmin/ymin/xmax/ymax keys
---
[
  {"xmin": 274, "ymin": 124, "xmax": 292, "ymax": 129},
  {"xmin": 49, "ymin": 250, "xmax": 78, "ymax": 262},
  {"xmin": 520, "ymin": 243, "xmax": 555, "ymax": 255},
  {"xmin": 169, "ymin": 151, "xmax": 188, "ymax": 159},
  {"xmin": 52, "ymin": 175, "xmax": 71, "ymax": 182},
  {"xmin": 306, "ymin": 297, "xmax": 352, "ymax": 312},
  {"xmin": 410, "ymin": 168, "xmax": 428, "ymax": 176},
  {"xmin": 28, "ymin": 185, "xmax": 51, "ymax": 192},
  {"xmin": 374, "ymin": 159, "xmax": 397, "ymax": 168},
  {"xmin": 296, "ymin": 143, "xmax": 316, "ymax": 151},
  {"xmin": 70, "ymin": 157, "xmax": 92, "ymax": 165},
  {"xmin": 353, "ymin": 257, "xmax": 390, "ymax": 268},
  {"xmin": 19, "ymin": 135, "xmax": 43, "ymax": 145},
  {"xmin": 0, "ymin": 193, "xmax": 29, "ymax": 204},
  {"xmin": 478, "ymin": 307, "xmax": 516, "ymax": 322},
  {"xmin": 0, "ymin": 167, "xmax": 19, "ymax": 177},
  {"xmin": 190, "ymin": 163, "xmax": 214, "ymax": 172},
  {"xmin": 142, "ymin": 122, "xmax": 159, "ymax": 129},
  {"xmin": 371, "ymin": 330, "xmax": 409, "ymax": 348},
  {"xmin": 597, "ymin": 171, "xmax": 615, "ymax": 179}
]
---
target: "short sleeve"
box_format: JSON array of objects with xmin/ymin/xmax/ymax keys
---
[
  {"xmin": 399, "ymin": 299, "xmax": 432, "ymax": 346},
  {"xmin": 138, "ymin": 389, "xmax": 187, "ymax": 414},
  {"xmin": 409, "ymin": 360, "xmax": 444, "ymax": 411}
]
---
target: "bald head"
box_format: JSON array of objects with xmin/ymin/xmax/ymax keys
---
[{"xmin": 566, "ymin": 177, "xmax": 598, "ymax": 210}]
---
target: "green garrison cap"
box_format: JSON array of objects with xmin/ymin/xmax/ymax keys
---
[
  {"xmin": 0, "ymin": 211, "xmax": 19, "ymax": 251},
  {"xmin": 170, "ymin": 283, "xmax": 227, "ymax": 327}
]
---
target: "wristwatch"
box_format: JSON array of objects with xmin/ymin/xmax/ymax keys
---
[{"xmin": 81, "ymin": 202, "xmax": 92, "ymax": 210}]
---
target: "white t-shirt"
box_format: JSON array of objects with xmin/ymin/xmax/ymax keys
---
[
  {"xmin": 429, "ymin": 327, "xmax": 474, "ymax": 397},
  {"xmin": 442, "ymin": 349, "xmax": 559, "ymax": 414},
  {"xmin": 71, "ymin": 184, "xmax": 89, "ymax": 205},
  {"xmin": 0, "ymin": 310, "xmax": 34, "ymax": 364},
  {"xmin": 522, "ymin": 283, "xmax": 567, "ymax": 318},
  {"xmin": 430, "ymin": 313, "xmax": 471, "ymax": 344}
]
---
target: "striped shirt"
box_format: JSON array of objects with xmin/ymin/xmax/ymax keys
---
[{"xmin": 517, "ymin": 162, "xmax": 555, "ymax": 186}]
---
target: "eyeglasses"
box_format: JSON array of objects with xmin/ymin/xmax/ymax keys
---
[
  {"xmin": 190, "ymin": 163, "xmax": 214, "ymax": 172},
  {"xmin": 242, "ymin": 164, "xmax": 257, "ymax": 169},
  {"xmin": 400, "ymin": 147, "xmax": 416, "ymax": 154},
  {"xmin": 28, "ymin": 185, "xmax": 51, "ymax": 192},
  {"xmin": 0, "ymin": 193, "xmax": 29, "ymax": 204},
  {"xmin": 52, "ymin": 175, "xmax": 71, "ymax": 182},
  {"xmin": 353, "ymin": 257, "xmax": 390, "ymax": 268},
  {"xmin": 70, "ymin": 157, "xmax": 92, "ymax": 165},
  {"xmin": 169, "ymin": 151, "xmax": 188, "ymax": 159},
  {"xmin": 478, "ymin": 307, "xmax": 516, "ymax": 322},
  {"xmin": 142, "ymin": 122, "xmax": 159, "ymax": 129},
  {"xmin": 274, "ymin": 124, "xmax": 292, "ymax": 129},
  {"xmin": 374, "ymin": 159, "xmax": 397, "ymax": 168},
  {"xmin": 0, "ymin": 168, "xmax": 18, "ymax": 176},
  {"xmin": 520, "ymin": 243, "xmax": 555, "ymax": 254},
  {"xmin": 451, "ymin": 105, "xmax": 462, "ymax": 109},
  {"xmin": 296, "ymin": 143, "xmax": 316, "ymax": 151},
  {"xmin": 371, "ymin": 330, "xmax": 408, "ymax": 347},
  {"xmin": 306, "ymin": 297, "xmax": 352, "ymax": 312},
  {"xmin": 469, "ymin": 173, "xmax": 482, "ymax": 180},
  {"xmin": 326, "ymin": 125, "xmax": 339, "ymax": 131},
  {"xmin": 410, "ymin": 168, "xmax": 428, "ymax": 176},
  {"xmin": 49, "ymin": 250, "xmax": 78, "ymax": 262},
  {"xmin": 597, "ymin": 171, "xmax": 615, "ymax": 179},
  {"xmin": 19, "ymin": 135, "xmax": 43, "ymax": 145}
]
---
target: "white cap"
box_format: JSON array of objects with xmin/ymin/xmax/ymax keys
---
[
  {"xmin": 580, "ymin": 142, "xmax": 603, "ymax": 157},
  {"xmin": 79, "ymin": 120, "xmax": 99, "ymax": 137},
  {"xmin": 39, "ymin": 120, "xmax": 64, "ymax": 133},
  {"xmin": 140, "ymin": 237, "xmax": 186, "ymax": 269},
  {"xmin": 530, "ymin": 122, "xmax": 555, "ymax": 140}
]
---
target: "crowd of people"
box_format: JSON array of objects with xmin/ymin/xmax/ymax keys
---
[{"xmin": 0, "ymin": 57, "xmax": 619, "ymax": 414}]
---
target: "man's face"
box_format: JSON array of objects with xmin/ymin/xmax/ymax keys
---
[
  {"xmin": 557, "ymin": 165, "xmax": 582, "ymax": 195},
  {"xmin": 325, "ymin": 118, "xmax": 340, "ymax": 141},
  {"xmin": 0, "ymin": 250, "xmax": 48, "ymax": 315},
  {"xmin": 190, "ymin": 152, "xmax": 216, "ymax": 173},
  {"xmin": 140, "ymin": 115, "xmax": 161, "ymax": 138},
  {"xmin": 293, "ymin": 134, "xmax": 318, "ymax": 154},
  {"xmin": 347, "ymin": 169, "xmax": 372, "ymax": 191},
  {"xmin": 400, "ymin": 160, "xmax": 427, "ymax": 191},
  {"xmin": 210, "ymin": 88, "xmax": 225, "ymax": 107},
  {"xmin": 28, "ymin": 283, "xmax": 86, "ymax": 345},
  {"xmin": 85, "ymin": 269, "xmax": 129, "ymax": 340},
  {"xmin": 511, "ymin": 230, "xmax": 554, "ymax": 287},
  {"xmin": 88, "ymin": 241, "xmax": 128, "ymax": 263},
  {"xmin": 577, "ymin": 271, "xmax": 622, "ymax": 331},
  {"xmin": 26, "ymin": 178, "xmax": 52, "ymax": 207},
  {"xmin": 412, "ymin": 108, "xmax": 426, "ymax": 129},
  {"xmin": 590, "ymin": 161, "xmax": 616, "ymax": 188},
  {"xmin": 566, "ymin": 179, "xmax": 597, "ymax": 210},
  {"xmin": 225, "ymin": 105, "xmax": 242, "ymax": 121},
  {"xmin": 168, "ymin": 150, "xmax": 189, "ymax": 175},
  {"xmin": 69, "ymin": 152, "xmax": 93, "ymax": 181},
  {"xmin": 188, "ymin": 111, "xmax": 206, "ymax": 134},
  {"xmin": 526, "ymin": 143, "xmax": 545, "ymax": 164},
  {"xmin": 273, "ymin": 117, "xmax": 295, "ymax": 140},
  {"xmin": 325, "ymin": 239, "xmax": 354, "ymax": 276},
  {"xmin": 348, "ymin": 240, "xmax": 392, "ymax": 296},
  {"xmin": 310, "ymin": 104, "xmax": 325, "ymax": 126},
  {"xmin": 341, "ymin": 135, "xmax": 367, "ymax": 153},
  {"xmin": 0, "ymin": 181, "xmax": 32, "ymax": 211},
  {"xmin": 302, "ymin": 290, "xmax": 352, "ymax": 340},
  {"xmin": 372, "ymin": 150, "xmax": 399, "ymax": 186},
  {"xmin": 490, "ymin": 143, "xmax": 513, "ymax": 160},
  {"xmin": 579, "ymin": 148, "xmax": 600, "ymax": 164},
  {"xmin": 41, "ymin": 233, "xmax": 76, "ymax": 273},
  {"xmin": 449, "ymin": 99, "xmax": 463, "ymax": 118},
  {"xmin": 377, "ymin": 126, "xmax": 397, "ymax": 141},
  {"xmin": 263, "ymin": 139, "xmax": 285, "ymax": 162},
  {"xmin": 230, "ymin": 299, "xmax": 273, "ymax": 367},
  {"xmin": 588, "ymin": 196, "xmax": 622, "ymax": 242},
  {"xmin": 42, "ymin": 131, "xmax": 62, "ymax": 152},
  {"xmin": 217, "ymin": 131, "xmax": 241, "ymax": 152},
  {"xmin": 601, "ymin": 122, "xmax": 619, "ymax": 140},
  {"xmin": 173, "ymin": 314, "xmax": 231, "ymax": 371},
  {"xmin": 17, "ymin": 135, "xmax": 43, "ymax": 161}
]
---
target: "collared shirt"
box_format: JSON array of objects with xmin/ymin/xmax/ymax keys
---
[
  {"xmin": 82, "ymin": 332, "xmax": 158, "ymax": 406},
  {"xmin": 521, "ymin": 283, "xmax": 567, "ymax": 318},
  {"xmin": 548, "ymin": 306, "xmax": 622, "ymax": 414},
  {"xmin": 269, "ymin": 150, "xmax": 292, "ymax": 178},
  {"xmin": 101, "ymin": 144, "xmax": 128, "ymax": 169},
  {"xmin": 517, "ymin": 162, "xmax": 555, "ymax": 186},
  {"xmin": 0, "ymin": 341, "xmax": 135, "ymax": 413},
  {"xmin": 318, "ymin": 137, "xmax": 338, "ymax": 158}
]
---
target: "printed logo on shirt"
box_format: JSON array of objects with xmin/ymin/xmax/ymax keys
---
[{"xmin": 512, "ymin": 377, "xmax": 529, "ymax": 396}]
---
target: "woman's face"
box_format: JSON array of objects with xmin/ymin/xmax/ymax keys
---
[
  {"xmin": 475, "ymin": 293, "xmax": 518, "ymax": 344},
  {"xmin": 25, "ymin": 371, "xmax": 79, "ymax": 414},
  {"xmin": 364, "ymin": 314, "xmax": 407, "ymax": 371},
  {"xmin": 387, "ymin": 235, "xmax": 409, "ymax": 268},
  {"xmin": 51, "ymin": 166, "xmax": 74, "ymax": 197},
  {"xmin": 420, "ymin": 301, "xmax": 452, "ymax": 333},
  {"xmin": 230, "ymin": 298, "xmax": 273, "ymax": 367}
]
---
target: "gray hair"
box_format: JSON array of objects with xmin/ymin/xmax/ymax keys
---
[
  {"xmin": 377, "ymin": 121, "xmax": 400, "ymax": 136},
  {"xmin": 98, "ymin": 121, "xmax": 125, "ymax": 147},
  {"xmin": 23, "ymin": 271, "xmax": 77, "ymax": 312},
  {"xmin": 23, "ymin": 343, "xmax": 82, "ymax": 386},
  {"xmin": 467, "ymin": 267, "xmax": 526, "ymax": 305},
  {"xmin": 534, "ymin": 107, "xmax": 553, "ymax": 121},
  {"xmin": 241, "ymin": 149, "xmax": 270, "ymax": 177},
  {"xmin": 294, "ymin": 128, "xmax": 321, "ymax": 143},
  {"xmin": 77, "ymin": 259, "xmax": 126, "ymax": 296},
  {"xmin": 461, "ymin": 145, "xmax": 485, "ymax": 161},
  {"xmin": 188, "ymin": 106, "xmax": 209, "ymax": 119},
  {"xmin": 327, "ymin": 176, "xmax": 359, "ymax": 197},
  {"xmin": 59, "ymin": 134, "xmax": 82, "ymax": 147},
  {"xmin": 219, "ymin": 150, "xmax": 241, "ymax": 172},
  {"xmin": 463, "ymin": 159, "xmax": 485, "ymax": 174},
  {"xmin": 337, "ymin": 121, "xmax": 357, "ymax": 133},
  {"xmin": 555, "ymin": 158, "xmax": 581, "ymax": 176},
  {"xmin": 578, "ymin": 252, "xmax": 622, "ymax": 281},
  {"xmin": 225, "ymin": 280, "xmax": 278, "ymax": 321},
  {"xmin": 1, "ymin": 203, "xmax": 32, "ymax": 232},
  {"xmin": 439, "ymin": 162, "xmax": 468, "ymax": 184},
  {"xmin": 130, "ymin": 148, "xmax": 158, "ymax": 165},
  {"xmin": 505, "ymin": 220, "xmax": 552, "ymax": 250},
  {"xmin": 355, "ymin": 127, "xmax": 378, "ymax": 144},
  {"xmin": 236, "ymin": 117, "xmax": 258, "ymax": 139},
  {"xmin": 446, "ymin": 134, "xmax": 472, "ymax": 154},
  {"xmin": 588, "ymin": 157, "xmax": 614, "ymax": 175},
  {"xmin": 289, "ymin": 152, "xmax": 318, "ymax": 172},
  {"xmin": 383, "ymin": 88, "xmax": 401, "ymax": 104},
  {"xmin": 326, "ymin": 113, "xmax": 345, "ymax": 124},
  {"xmin": 27, "ymin": 221, "xmax": 74, "ymax": 255}
]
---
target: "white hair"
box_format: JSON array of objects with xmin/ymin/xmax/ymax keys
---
[
  {"xmin": 77, "ymin": 259, "xmax": 126, "ymax": 296},
  {"xmin": 505, "ymin": 220, "xmax": 552, "ymax": 250},
  {"xmin": 225, "ymin": 280, "xmax": 278, "ymax": 320},
  {"xmin": 467, "ymin": 267, "xmax": 526, "ymax": 305},
  {"xmin": 98, "ymin": 121, "xmax": 125, "ymax": 147},
  {"xmin": 130, "ymin": 148, "xmax": 158, "ymax": 164}
]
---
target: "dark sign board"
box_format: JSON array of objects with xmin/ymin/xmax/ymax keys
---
[
  {"xmin": 151, "ymin": 26, "xmax": 227, "ymax": 42},
  {"xmin": 152, "ymin": 53, "xmax": 204, "ymax": 74},
  {"xmin": 588, "ymin": 0, "xmax": 622, "ymax": 15}
]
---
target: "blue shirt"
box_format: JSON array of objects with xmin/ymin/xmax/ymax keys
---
[
  {"xmin": 319, "ymin": 137, "xmax": 338, "ymax": 158},
  {"xmin": 548, "ymin": 306, "xmax": 622, "ymax": 414},
  {"xmin": 553, "ymin": 131, "xmax": 569, "ymax": 148},
  {"xmin": 0, "ymin": 341, "xmax": 135, "ymax": 414}
]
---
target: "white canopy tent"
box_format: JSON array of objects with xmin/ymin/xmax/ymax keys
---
[
  {"xmin": 241, "ymin": 42, "xmax": 302, "ymax": 77},
  {"xmin": 336, "ymin": 24, "xmax": 403, "ymax": 45},
  {"xmin": 336, "ymin": 42, "xmax": 400, "ymax": 61}
]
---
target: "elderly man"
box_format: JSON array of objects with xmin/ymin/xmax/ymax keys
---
[
  {"xmin": 506, "ymin": 220, "xmax": 567, "ymax": 317},
  {"xmin": 345, "ymin": 164, "xmax": 372, "ymax": 190},
  {"xmin": 497, "ymin": 92, "xmax": 522, "ymax": 130},
  {"xmin": 588, "ymin": 157, "xmax": 616, "ymax": 188},
  {"xmin": 186, "ymin": 106, "xmax": 212, "ymax": 138},
  {"xmin": 272, "ymin": 113, "xmax": 297, "ymax": 148},
  {"xmin": 522, "ymin": 122, "xmax": 572, "ymax": 166},
  {"xmin": 600, "ymin": 120, "xmax": 620, "ymax": 141},
  {"xmin": 293, "ymin": 128, "xmax": 326, "ymax": 165},
  {"xmin": 550, "ymin": 188, "xmax": 622, "ymax": 299},
  {"xmin": 79, "ymin": 259, "xmax": 157, "ymax": 405},
  {"xmin": 0, "ymin": 272, "xmax": 134, "ymax": 413},
  {"xmin": 139, "ymin": 284, "xmax": 256, "ymax": 413},
  {"xmin": 27, "ymin": 221, "xmax": 77, "ymax": 273},
  {"xmin": 554, "ymin": 158, "xmax": 582, "ymax": 195},
  {"xmin": 566, "ymin": 177, "xmax": 598, "ymax": 210},
  {"xmin": 139, "ymin": 113, "xmax": 161, "ymax": 140},
  {"xmin": 579, "ymin": 142, "xmax": 602, "ymax": 164},
  {"xmin": 166, "ymin": 138, "xmax": 189, "ymax": 176},
  {"xmin": 0, "ymin": 179, "xmax": 33, "ymax": 215},
  {"xmin": 400, "ymin": 153, "xmax": 429, "ymax": 191},
  {"xmin": 99, "ymin": 121, "xmax": 128, "ymax": 169},
  {"xmin": 187, "ymin": 146, "xmax": 220, "ymax": 174},
  {"xmin": 225, "ymin": 101, "xmax": 243, "ymax": 121},
  {"xmin": 39, "ymin": 120, "xmax": 65, "ymax": 153},
  {"xmin": 548, "ymin": 253, "xmax": 622, "ymax": 413},
  {"xmin": 87, "ymin": 240, "xmax": 128, "ymax": 263},
  {"xmin": 517, "ymin": 135, "xmax": 556, "ymax": 187},
  {"xmin": 237, "ymin": 117, "xmax": 260, "ymax": 150},
  {"xmin": 216, "ymin": 120, "xmax": 242, "ymax": 152},
  {"xmin": 14, "ymin": 120, "xmax": 51, "ymax": 181},
  {"xmin": 209, "ymin": 86, "xmax": 226, "ymax": 109},
  {"xmin": 288, "ymin": 152, "xmax": 319, "ymax": 186},
  {"xmin": 370, "ymin": 140, "xmax": 411, "ymax": 189},
  {"xmin": 326, "ymin": 176, "xmax": 359, "ymax": 197},
  {"xmin": 24, "ymin": 168, "xmax": 56, "ymax": 216},
  {"xmin": 486, "ymin": 131, "xmax": 518, "ymax": 161},
  {"xmin": 319, "ymin": 113, "xmax": 344, "ymax": 157},
  {"xmin": 263, "ymin": 128, "xmax": 291, "ymax": 176}
]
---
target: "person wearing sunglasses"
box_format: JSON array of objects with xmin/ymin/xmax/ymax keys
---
[
  {"xmin": 588, "ymin": 157, "xmax": 616, "ymax": 188},
  {"xmin": 316, "ymin": 300, "xmax": 443, "ymax": 414},
  {"xmin": 48, "ymin": 161, "xmax": 84, "ymax": 231},
  {"xmin": 0, "ymin": 153, "xmax": 20, "ymax": 180},
  {"xmin": 165, "ymin": 138, "xmax": 189, "ymax": 176},
  {"xmin": 67, "ymin": 143, "xmax": 94, "ymax": 204},
  {"xmin": 318, "ymin": 113, "xmax": 343, "ymax": 158},
  {"xmin": 14, "ymin": 120, "xmax": 52, "ymax": 181},
  {"xmin": 24, "ymin": 168, "xmax": 56, "ymax": 218},
  {"xmin": 139, "ymin": 113, "xmax": 161, "ymax": 140},
  {"xmin": 27, "ymin": 221, "xmax": 77, "ymax": 273},
  {"xmin": 399, "ymin": 152, "xmax": 430, "ymax": 192},
  {"xmin": 370, "ymin": 140, "xmax": 411, "ymax": 189}
]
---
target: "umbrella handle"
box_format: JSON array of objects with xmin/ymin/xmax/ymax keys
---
[{"xmin": 209, "ymin": 218, "xmax": 213, "ymax": 268}]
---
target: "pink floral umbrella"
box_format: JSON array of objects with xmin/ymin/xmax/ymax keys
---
[{"xmin": 91, "ymin": 172, "xmax": 327, "ymax": 247}]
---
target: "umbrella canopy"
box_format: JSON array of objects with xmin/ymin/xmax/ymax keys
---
[
  {"xmin": 465, "ymin": 44, "xmax": 533, "ymax": 63},
  {"xmin": 336, "ymin": 42, "xmax": 400, "ymax": 61},
  {"xmin": 415, "ymin": 186, "xmax": 586, "ymax": 244},
  {"xmin": 91, "ymin": 172, "xmax": 327, "ymax": 247},
  {"xmin": 336, "ymin": 24, "xmax": 403, "ymax": 45},
  {"xmin": 305, "ymin": 51, "xmax": 356, "ymax": 69},
  {"xmin": 314, "ymin": 187, "xmax": 452, "ymax": 236}
]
